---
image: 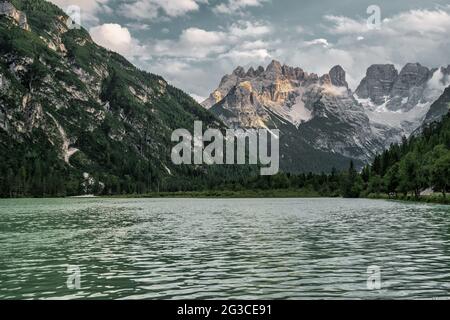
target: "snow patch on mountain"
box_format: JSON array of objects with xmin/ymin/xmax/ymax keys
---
[
  {"xmin": 356, "ymin": 66, "xmax": 450, "ymax": 137},
  {"xmin": 266, "ymin": 88, "xmax": 313, "ymax": 127}
]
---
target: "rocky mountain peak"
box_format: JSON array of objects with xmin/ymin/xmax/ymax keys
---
[
  {"xmin": 320, "ymin": 74, "xmax": 332, "ymax": 85},
  {"xmin": 329, "ymin": 65, "xmax": 348, "ymax": 88},
  {"xmin": 266, "ymin": 60, "xmax": 283, "ymax": 75},
  {"xmin": 391, "ymin": 62, "xmax": 431, "ymax": 97},
  {"xmin": 355, "ymin": 64, "xmax": 398, "ymax": 104},
  {"xmin": 246, "ymin": 66, "xmax": 256, "ymax": 77},
  {"xmin": 232, "ymin": 66, "xmax": 246, "ymax": 77},
  {"xmin": 281, "ymin": 65, "xmax": 294, "ymax": 78},
  {"xmin": 256, "ymin": 66, "xmax": 265, "ymax": 75}
]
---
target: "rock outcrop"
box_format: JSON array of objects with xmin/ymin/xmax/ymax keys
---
[
  {"xmin": 391, "ymin": 63, "xmax": 431, "ymax": 98},
  {"xmin": 0, "ymin": 1, "xmax": 30, "ymax": 31},
  {"xmin": 329, "ymin": 65, "xmax": 348, "ymax": 88},
  {"xmin": 354, "ymin": 64, "xmax": 398, "ymax": 105}
]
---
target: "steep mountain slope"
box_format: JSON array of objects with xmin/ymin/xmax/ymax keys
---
[
  {"xmin": 204, "ymin": 61, "xmax": 450, "ymax": 172},
  {"xmin": 423, "ymin": 85, "xmax": 450, "ymax": 125},
  {"xmin": 0, "ymin": 0, "xmax": 250, "ymax": 196}
]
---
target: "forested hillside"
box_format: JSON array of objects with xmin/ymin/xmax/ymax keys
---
[
  {"xmin": 0, "ymin": 0, "xmax": 253, "ymax": 197},
  {"xmin": 360, "ymin": 112, "xmax": 450, "ymax": 199}
]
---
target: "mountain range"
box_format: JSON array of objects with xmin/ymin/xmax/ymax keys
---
[
  {"xmin": 202, "ymin": 60, "xmax": 450, "ymax": 172},
  {"xmin": 0, "ymin": 0, "xmax": 449, "ymax": 197}
]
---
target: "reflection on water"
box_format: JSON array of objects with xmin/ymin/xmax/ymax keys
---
[{"xmin": 0, "ymin": 198, "xmax": 449, "ymax": 299}]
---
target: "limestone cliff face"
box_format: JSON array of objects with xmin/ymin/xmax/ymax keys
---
[
  {"xmin": 329, "ymin": 65, "xmax": 348, "ymax": 88},
  {"xmin": 355, "ymin": 63, "xmax": 450, "ymax": 137},
  {"xmin": 354, "ymin": 64, "xmax": 398, "ymax": 105},
  {"xmin": 355, "ymin": 63, "xmax": 449, "ymax": 112},
  {"xmin": 391, "ymin": 63, "xmax": 431, "ymax": 98},
  {"xmin": 0, "ymin": 1, "xmax": 30, "ymax": 31}
]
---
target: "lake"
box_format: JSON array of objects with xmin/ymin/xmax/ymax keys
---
[{"xmin": 0, "ymin": 198, "xmax": 449, "ymax": 299}]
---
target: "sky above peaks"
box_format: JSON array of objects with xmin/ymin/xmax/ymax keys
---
[{"xmin": 49, "ymin": 0, "xmax": 450, "ymax": 101}]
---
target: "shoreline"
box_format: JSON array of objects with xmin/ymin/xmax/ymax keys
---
[
  {"xmin": 101, "ymin": 189, "xmax": 325, "ymax": 199},
  {"xmin": 365, "ymin": 194, "xmax": 449, "ymax": 205},
  {"xmin": 1, "ymin": 190, "xmax": 448, "ymax": 205},
  {"xmin": 103, "ymin": 190, "xmax": 449, "ymax": 205}
]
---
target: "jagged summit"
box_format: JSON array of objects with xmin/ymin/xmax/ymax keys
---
[
  {"xmin": 354, "ymin": 64, "xmax": 398, "ymax": 104},
  {"xmin": 392, "ymin": 63, "xmax": 431, "ymax": 97},
  {"xmin": 232, "ymin": 66, "xmax": 246, "ymax": 77},
  {"xmin": 354, "ymin": 62, "xmax": 449, "ymax": 108},
  {"xmin": 265, "ymin": 59, "xmax": 282, "ymax": 75},
  {"xmin": 201, "ymin": 61, "xmax": 349, "ymax": 110},
  {"xmin": 329, "ymin": 65, "xmax": 348, "ymax": 88}
]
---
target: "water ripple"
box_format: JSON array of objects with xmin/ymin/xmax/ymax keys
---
[{"xmin": 0, "ymin": 198, "xmax": 449, "ymax": 299}]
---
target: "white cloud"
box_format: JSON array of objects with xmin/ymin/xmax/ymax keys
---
[
  {"xmin": 303, "ymin": 38, "xmax": 329, "ymax": 48},
  {"xmin": 279, "ymin": 8, "xmax": 450, "ymax": 90},
  {"xmin": 325, "ymin": 9, "xmax": 450, "ymax": 36},
  {"xmin": 181, "ymin": 27, "xmax": 227, "ymax": 46},
  {"xmin": 214, "ymin": 0, "xmax": 268, "ymax": 15},
  {"xmin": 89, "ymin": 23, "xmax": 146, "ymax": 58},
  {"xmin": 218, "ymin": 48, "xmax": 271, "ymax": 64},
  {"xmin": 384, "ymin": 9, "xmax": 450, "ymax": 35},
  {"xmin": 136, "ymin": 7, "xmax": 450, "ymax": 97},
  {"xmin": 148, "ymin": 20, "xmax": 272, "ymax": 59},
  {"xmin": 119, "ymin": 0, "xmax": 205, "ymax": 21},
  {"xmin": 120, "ymin": 1, "xmax": 158, "ymax": 20},
  {"xmin": 49, "ymin": 0, "xmax": 110, "ymax": 26},
  {"xmin": 156, "ymin": 0, "xmax": 206, "ymax": 17},
  {"xmin": 126, "ymin": 23, "xmax": 151, "ymax": 31},
  {"xmin": 150, "ymin": 28, "xmax": 227, "ymax": 59},
  {"xmin": 324, "ymin": 15, "xmax": 367, "ymax": 34},
  {"xmin": 141, "ymin": 20, "xmax": 273, "ymax": 98},
  {"xmin": 190, "ymin": 93, "xmax": 207, "ymax": 103},
  {"xmin": 427, "ymin": 68, "xmax": 450, "ymax": 93},
  {"xmin": 228, "ymin": 21, "xmax": 271, "ymax": 38}
]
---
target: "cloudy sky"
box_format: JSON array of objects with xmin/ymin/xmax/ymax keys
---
[{"xmin": 49, "ymin": 0, "xmax": 450, "ymax": 101}]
